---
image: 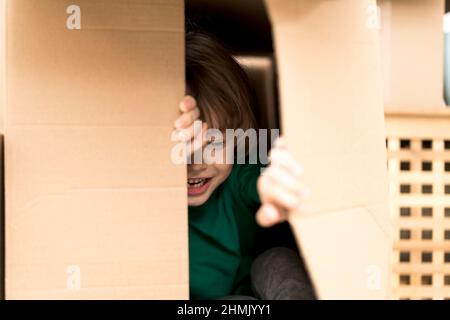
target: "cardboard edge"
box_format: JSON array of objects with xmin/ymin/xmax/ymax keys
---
[{"xmin": 2, "ymin": 0, "xmax": 188, "ymax": 300}]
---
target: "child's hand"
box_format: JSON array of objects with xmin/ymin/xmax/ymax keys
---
[
  {"xmin": 256, "ymin": 137, "xmax": 310, "ymax": 227},
  {"xmin": 173, "ymin": 95, "xmax": 208, "ymax": 153}
]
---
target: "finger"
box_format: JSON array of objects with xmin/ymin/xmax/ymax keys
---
[
  {"xmin": 256, "ymin": 203, "xmax": 286, "ymax": 228},
  {"xmin": 269, "ymin": 148, "xmax": 304, "ymax": 177},
  {"xmin": 273, "ymin": 136, "xmax": 287, "ymax": 149},
  {"xmin": 191, "ymin": 122, "xmax": 208, "ymax": 152},
  {"xmin": 265, "ymin": 165, "xmax": 302, "ymax": 196},
  {"xmin": 258, "ymin": 174, "xmax": 301, "ymax": 210},
  {"xmin": 179, "ymin": 95, "xmax": 197, "ymax": 113},
  {"xmin": 185, "ymin": 123, "xmax": 209, "ymax": 157},
  {"xmin": 176, "ymin": 120, "xmax": 205, "ymax": 142},
  {"xmin": 174, "ymin": 107, "xmax": 200, "ymax": 129}
]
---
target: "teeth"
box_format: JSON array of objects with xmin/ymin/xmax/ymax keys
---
[{"xmin": 187, "ymin": 178, "xmax": 207, "ymax": 187}]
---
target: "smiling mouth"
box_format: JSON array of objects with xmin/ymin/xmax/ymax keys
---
[
  {"xmin": 187, "ymin": 178, "xmax": 212, "ymax": 196},
  {"xmin": 187, "ymin": 178, "xmax": 209, "ymax": 187}
]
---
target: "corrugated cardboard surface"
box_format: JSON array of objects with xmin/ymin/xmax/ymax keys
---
[
  {"xmin": 266, "ymin": 0, "xmax": 391, "ymax": 299},
  {"xmin": 3, "ymin": 0, "xmax": 188, "ymax": 299},
  {"xmin": 379, "ymin": 0, "xmax": 444, "ymax": 109}
]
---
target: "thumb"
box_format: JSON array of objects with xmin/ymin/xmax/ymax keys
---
[{"xmin": 256, "ymin": 203, "xmax": 286, "ymax": 228}]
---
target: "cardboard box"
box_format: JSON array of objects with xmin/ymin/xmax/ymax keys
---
[
  {"xmin": 1, "ymin": 0, "xmax": 188, "ymax": 299},
  {"xmin": 379, "ymin": 0, "xmax": 445, "ymax": 109},
  {"xmin": 265, "ymin": 0, "xmax": 391, "ymax": 299},
  {"xmin": 1, "ymin": 0, "xmax": 392, "ymax": 300}
]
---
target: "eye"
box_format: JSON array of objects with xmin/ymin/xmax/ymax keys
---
[{"xmin": 210, "ymin": 140, "xmax": 225, "ymax": 148}]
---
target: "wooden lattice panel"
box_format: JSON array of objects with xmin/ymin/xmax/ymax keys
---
[{"xmin": 386, "ymin": 109, "xmax": 450, "ymax": 300}]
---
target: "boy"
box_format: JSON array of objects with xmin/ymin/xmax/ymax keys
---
[{"xmin": 174, "ymin": 31, "xmax": 315, "ymax": 300}]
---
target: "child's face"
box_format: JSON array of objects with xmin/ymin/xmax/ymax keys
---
[{"xmin": 187, "ymin": 163, "xmax": 233, "ymax": 206}]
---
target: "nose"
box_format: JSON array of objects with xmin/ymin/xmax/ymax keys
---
[{"xmin": 188, "ymin": 163, "xmax": 208, "ymax": 173}]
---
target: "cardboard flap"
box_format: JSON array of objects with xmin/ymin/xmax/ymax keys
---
[
  {"xmin": 266, "ymin": 0, "xmax": 391, "ymax": 299},
  {"xmin": 290, "ymin": 205, "xmax": 391, "ymax": 300},
  {"xmin": 4, "ymin": 0, "xmax": 187, "ymax": 299},
  {"xmin": 379, "ymin": 0, "xmax": 444, "ymax": 109}
]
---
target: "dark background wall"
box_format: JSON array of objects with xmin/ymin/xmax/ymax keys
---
[{"xmin": 186, "ymin": 0, "xmax": 272, "ymax": 55}]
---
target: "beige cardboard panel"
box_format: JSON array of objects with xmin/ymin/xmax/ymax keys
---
[
  {"xmin": 8, "ymin": 285, "xmax": 187, "ymax": 300},
  {"xmin": 290, "ymin": 206, "xmax": 391, "ymax": 300},
  {"xmin": 266, "ymin": 0, "xmax": 390, "ymax": 299},
  {"xmin": 9, "ymin": 0, "xmax": 182, "ymax": 31},
  {"xmin": 5, "ymin": 127, "xmax": 182, "ymax": 208},
  {"xmin": 7, "ymin": 189, "xmax": 187, "ymax": 299},
  {"xmin": 62, "ymin": 0, "xmax": 183, "ymax": 31},
  {"xmin": 379, "ymin": 0, "xmax": 444, "ymax": 109},
  {"xmin": 7, "ymin": 0, "xmax": 183, "ymax": 126},
  {"xmin": 266, "ymin": 0, "xmax": 389, "ymax": 228},
  {"xmin": 5, "ymin": 0, "xmax": 188, "ymax": 299}
]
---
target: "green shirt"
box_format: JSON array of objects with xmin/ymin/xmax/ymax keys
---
[{"xmin": 188, "ymin": 163, "xmax": 262, "ymax": 300}]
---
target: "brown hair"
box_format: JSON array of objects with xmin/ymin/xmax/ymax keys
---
[{"xmin": 186, "ymin": 31, "xmax": 256, "ymax": 132}]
